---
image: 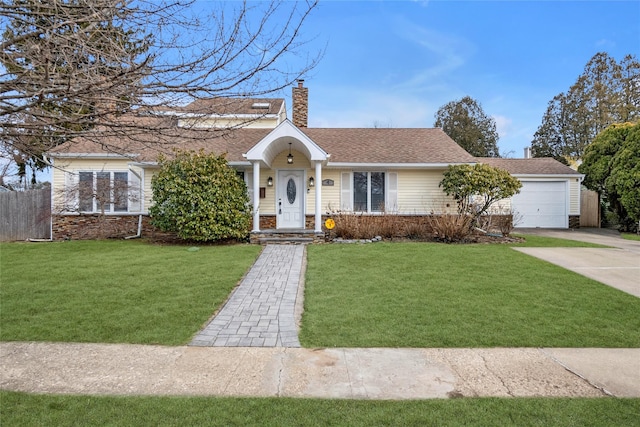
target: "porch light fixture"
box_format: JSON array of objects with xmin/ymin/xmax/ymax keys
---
[
  {"xmin": 287, "ymin": 142, "xmax": 293, "ymax": 164},
  {"xmin": 308, "ymin": 176, "xmax": 315, "ymax": 187},
  {"xmin": 267, "ymin": 176, "xmax": 273, "ymax": 187}
]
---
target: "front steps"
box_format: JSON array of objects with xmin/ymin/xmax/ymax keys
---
[{"xmin": 250, "ymin": 229, "xmax": 325, "ymax": 244}]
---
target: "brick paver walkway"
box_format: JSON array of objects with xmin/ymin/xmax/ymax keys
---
[{"xmin": 190, "ymin": 244, "xmax": 303, "ymax": 347}]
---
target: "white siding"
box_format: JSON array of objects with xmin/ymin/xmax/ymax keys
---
[
  {"xmin": 321, "ymin": 168, "xmax": 454, "ymax": 215},
  {"xmin": 319, "ymin": 170, "xmax": 342, "ymax": 213},
  {"xmin": 396, "ymin": 169, "xmax": 456, "ymax": 214},
  {"xmin": 569, "ymin": 178, "xmax": 580, "ymax": 215},
  {"xmin": 177, "ymin": 116, "xmax": 281, "ymax": 129},
  {"xmin": 52, "ymin": 158, "xmax": 139, "ymax": 213},
  {"xmin": 143, "ymin": 168, "xmax": 157, "ymax": 210}
]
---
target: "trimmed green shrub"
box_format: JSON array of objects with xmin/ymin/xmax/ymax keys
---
[{"xmin": 150, "ymin": 150, "xmax": 251, "ymax": 242}]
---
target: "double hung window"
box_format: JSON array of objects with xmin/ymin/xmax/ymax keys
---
[
  {"xmin": 353, "ymin": 172, "xmax": 385, "ymax": 212},
  {"xmin": 78, "ymin": 171, "xmax": 129, "ymax": 213}
]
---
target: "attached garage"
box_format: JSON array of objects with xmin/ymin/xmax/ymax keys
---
[
  {"xmin": 512, "ymin": 181, "xmax": 567, "ymax": 228},
  {"xmin": 478, "ymin": 157, "xmax": 584, "ymax": 229}
]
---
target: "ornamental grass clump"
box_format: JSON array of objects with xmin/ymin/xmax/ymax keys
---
[
  {"xmin": 426, "ymin": 214, "xmax": 474, "ymax": 242},
  {"xmin": 328, "ymin": 210, "xmax": 404, "ymax": 240}
]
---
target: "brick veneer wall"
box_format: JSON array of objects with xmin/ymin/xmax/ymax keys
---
[
  {"xmin": 569, "ymin": 215, "xmax": 580, "ymax": 229},
  {"xmin": 53, "ymin": 213, "xmax": 517, "ymax": 241},
  {"xmin": 52, "ymin": 214, "xmax": 178, "ymax": 241}
]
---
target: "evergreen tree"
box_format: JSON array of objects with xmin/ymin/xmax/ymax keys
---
[
  {"xmin": 578, "ymin": 122, "xmax": 640, "ymax": 232},
  {"xmin": 434, "ymin": 96, "xmax": 500, "ymax": 157},
  {"xmin": 532, "ymin": 52, "xmax": 640, "ymax": 161}
]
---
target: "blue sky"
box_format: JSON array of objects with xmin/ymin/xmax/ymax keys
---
[
  {"xmin": 276, "ymin": 0, "xmax": 639, "ymax": 158},
  {"xmin": 21, "ymin": 0, "xmax": 640, "ymax": 184}
]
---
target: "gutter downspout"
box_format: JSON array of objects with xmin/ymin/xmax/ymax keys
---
[
  {"xmin": 125, "ymin": 168, "xmax": 143, "ymax": 240},
  {"xmin": 125, "ymin": 214, "xmax": 143, "ymax": 240}
]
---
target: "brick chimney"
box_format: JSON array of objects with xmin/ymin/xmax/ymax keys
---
[{"xmin": 292, "ymin": 79, "xmax": 308, "ymax": 128}]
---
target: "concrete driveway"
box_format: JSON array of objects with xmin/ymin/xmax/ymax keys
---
[{"xmin": 514, "ymin": 228, "xmax": 640, "ymax": 298}]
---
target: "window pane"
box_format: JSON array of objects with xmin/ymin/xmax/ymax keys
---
[
  {"xmin": 353, "ymin": 172, "xmax": 368, "ymax": 211},
  {"xmin": 114, "ymin": 172, "xmax": 128, "ymax": 212},
  {"xmin": 286, "ymin": 178, "xmax": 296, "ymax": 204},
  {"xmin": 96, "ymin": 172, "xmax": 110, "ymax": 212},
  {"xmin": 371, "ymin": 172, "xmax": 385, "ymax": 212},
  {"xmin": 78, "ymin": 172, "xmax": 93, "ymax": 212}
]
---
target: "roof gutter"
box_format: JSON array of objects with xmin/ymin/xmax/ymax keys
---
[
  {"xmin": 512, "ymin": 174, "xmax": 585, "ymax": 180},
  {"xmin": 325, "ymin": 162, "xmax": 476, "ymax": 169},
  {"xmin": 155, "ymin": 111, "xmax": 280, "ymax": 119},
  {"xmin": 48, "ymin": 153, "xmax": 138, "ymax": 159}
]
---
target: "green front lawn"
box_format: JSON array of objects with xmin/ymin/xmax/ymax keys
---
[
  {"xmin": 2, "ymin": 236, "xmax": 639, "ymax": 348},
  {"xmin": 510, "ymin": 234, "xmax": 609, "ymax": 247},
  {"xmin": 2, "ymin": 392, "xmax": 639, "ymax": 426},
  {"xmin": 300, "ymin": 242, "xmax": 640, "ymax": 348},
  {"xmin": 0, "ymin": 241, "xmax": 261, "ymax": 345}
]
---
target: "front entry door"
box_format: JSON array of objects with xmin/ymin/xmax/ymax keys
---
[{"xmin": 277, "ymin": 170, "xmax": 304, "ymax": 229}]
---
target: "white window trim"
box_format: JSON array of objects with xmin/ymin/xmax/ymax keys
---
[{"xmin": 77, "ymin": 171, "xmax": 132, "ymax": 214}]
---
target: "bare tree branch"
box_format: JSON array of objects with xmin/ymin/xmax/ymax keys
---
[{"xmin": 0, "ymin": 0, "xmax": 322, "ymax": 176}]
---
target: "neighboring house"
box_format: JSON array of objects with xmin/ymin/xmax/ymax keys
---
[{"xmin": 47, "ymin": 81, "xmax": 583, "ymax": 240}]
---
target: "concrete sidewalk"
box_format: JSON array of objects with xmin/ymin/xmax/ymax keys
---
[{"xmin": 2, "ymin": 342, "xmax": 639, "ymax": 399}]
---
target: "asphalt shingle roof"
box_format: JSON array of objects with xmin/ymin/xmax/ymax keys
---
[
  {"xmin": 49, "ymin": 123, "xmax": 477, "ymax": 165},
  {"xmin": 478, "ymin": 157, "xmax": 582, "ymax": 175},
  {"xmin": 179, "ymin": 98, "xmax": 285, "ymax": 116},
  {"xmin": 302, "ymin": 128, "xmax": 476, "ymax": 164}
]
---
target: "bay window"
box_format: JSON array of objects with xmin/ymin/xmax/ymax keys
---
[{"xmin": 78, "ymin": 171, "xmax": 130, "ymax": 213}]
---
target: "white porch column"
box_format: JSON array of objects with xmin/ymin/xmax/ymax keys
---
[
  {"xmin": 314, "ymin": 161, "xmax": 322, "ymax": 232},
  {"xmin": 252, "ymin": 161, "xmax": 261, "ymax": 232}
]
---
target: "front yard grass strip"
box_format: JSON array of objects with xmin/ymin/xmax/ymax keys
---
[
  {"xmin": 510, "ymin": 234, "xmax": 609, "ymax": 247},
  {"xmin": 301, "ymin": 243, "xmax": 640, "ymax": 348},
  {"xmin": 0, "ymin": 241, "xmax": 261, "ymax": 345},
  {"xmin": 622, "ymin": 232, "xmax": 640, "ymax": 241},
  {"xmin": 2, "ymin": 392, "xmax": 639, "ymax": 426}
]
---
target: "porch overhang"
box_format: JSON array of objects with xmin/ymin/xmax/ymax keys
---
[
  {"xmin": 243, "ymin": 119, "xmax": 329, "ymax": 168},
  {"xmin": 243, "ymin": 119, "xmax": 328, "ymax": 235}
]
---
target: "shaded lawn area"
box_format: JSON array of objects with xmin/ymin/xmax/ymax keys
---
[
  {"xmin": 2, "ymin": 392, "xmax": 639, "ymax": 427},
  {"xmin": 0, "ymin": 241, "xmax": 261, "ymax": 345},
  {"xmin": 301, "ymin": 242, "xmax": 640, "ymax": 348}
]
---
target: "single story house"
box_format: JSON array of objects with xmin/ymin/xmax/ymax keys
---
[{"xmin": 47, "ymin": 81, "xmax": 583, "ymax": 240}]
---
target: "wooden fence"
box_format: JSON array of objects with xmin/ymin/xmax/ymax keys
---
[
  {"xmin": 580, "ymin": 189, "xmax": 600, "ymax": 228},
  {"xmin": 0, "ymin": 189, "xmax": 51, "ymax": 241}
]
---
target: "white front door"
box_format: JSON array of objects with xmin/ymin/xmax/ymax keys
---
[{"xmin": 277, "ymin": 170, "xmax": 304, "ymax": 229}]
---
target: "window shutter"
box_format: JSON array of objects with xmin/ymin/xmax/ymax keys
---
[
  {"xmin": 128, "ymin": 172, "xmax": 142, "ymax": 212},
  {"xmin": 387, "ymin": 172, "xmax": 398, "ymax": 212},
  {"xmin": 64, "ymin": 171, "xmax": 79, "ymax": 212},
  {"xmin": 341, "ymin": 172, "xmax": 352, "ymax": 211}
]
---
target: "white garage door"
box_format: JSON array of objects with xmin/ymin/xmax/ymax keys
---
[{"xmin": 512, "ymin": 181, "xmax": 567, "ymax": 228}]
